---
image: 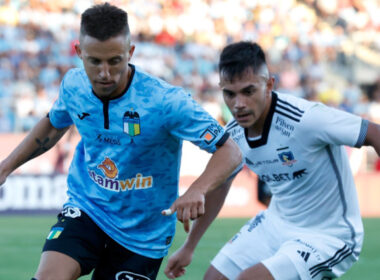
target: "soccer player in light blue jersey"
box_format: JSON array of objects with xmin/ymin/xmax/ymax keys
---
[
  {"xmin": 0, "ymin": 3, "xmax": 241, "ymax": 280},
  {"xmin": 165, "ymin": 42, "xmax": 380, "ymax": 280}
]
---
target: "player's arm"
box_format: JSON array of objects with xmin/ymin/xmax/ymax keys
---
[
  {"xmin": 0, "ymin": 116, "xmax": 70, "ymax": 186},
  {"xmin": 363, "ymin": 121, "xmax": 380, "ymax": 156},
  {"xmin": 164, "ymin": 178, "xmax": 234, "ymax": 279},
  {"xmin": 165, "ymin": 137, "xmax": 242, "ymax": 232}
]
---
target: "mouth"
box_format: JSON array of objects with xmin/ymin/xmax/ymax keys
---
[
  {"xmin": 235, "ymin": 112, "xmax": 252, "ymax": 122},
  {"xmin": 96, "ymin": 81, "xmax": 115, "ymax": 87}
]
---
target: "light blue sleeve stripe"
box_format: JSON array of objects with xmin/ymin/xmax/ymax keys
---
[{"xmin": 354, "ymin": 119, "xmax": 369, "ymax": 148}]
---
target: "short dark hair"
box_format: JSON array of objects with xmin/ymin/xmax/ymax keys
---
[
  {"xmin": 219, "ymin": 41, "xmax": 267, "ymax": 81},
  {"xmin": 80, "ymin": 3, "xmax": 129, "ymax": 41}
]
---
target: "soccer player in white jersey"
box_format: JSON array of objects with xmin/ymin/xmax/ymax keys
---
[
  {"xmin": 165, "ymin": 41, "xmax": 380, "ymax": 280},
  {"xmin": 0, "ymin": 4, "xmax": 241, "ymax": 280}
]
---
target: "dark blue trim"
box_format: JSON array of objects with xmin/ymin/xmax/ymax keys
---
[
  {"xmin": 354, "ymin": 119, "xmax": 369, "ymax": 148},
  {"xmin": 215, "ymin": 132, "xmax": 230, "ymax": 147},
  {"xmin": 326, "ymin": 145, "xmax": 356, "ymax": 246}
]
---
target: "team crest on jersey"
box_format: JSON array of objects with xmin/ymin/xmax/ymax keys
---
[
  {"xmin": 98, "ymin": 157, "xmax": 119, "ymax": 179},
  {"xmin": 278, "ymin": 151, "xmax": 297, "ymax": 167},
  {"xmin": 123, "ymin": 109, "xmax": 140, "ymax": 137}
]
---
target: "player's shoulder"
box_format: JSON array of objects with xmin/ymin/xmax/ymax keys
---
[
  {"xmin": 134, "ymin": 65, "xmax": 182, "ymax": 95},
  {"xmin": 275, "ymin": 91, "xmax": 314, "ymax": 111},
  {"xmin": 274, "ymin": 91, "xmax": 320, "ymax": 122},
  {"xmin": 224, "ymin": 119, "xmax": 244, "ymax": 143},
  {"xmin": 61, "ymin": 68, "xmax": 90, "ymax": 92},
  {"xmin": 225, "ymin": 119, "xmax": 240, "ymax": 132}
]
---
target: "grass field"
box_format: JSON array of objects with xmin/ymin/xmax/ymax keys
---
[{"xmin": 0, "ymin": 216, "xmax": 379, "ymax": 279}]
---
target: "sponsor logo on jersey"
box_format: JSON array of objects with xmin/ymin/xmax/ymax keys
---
[
  {"xmin": 115, "ymin": 271, "xmax": 150, "ymax": 280},
  {"xmin": 96, "ymin": 134, "xmax": 121, "ymax": 146},
  {"xmin": 123, "ymin": 109, "xmax": 140, "ymax": 137},
  {"xmin": 278, "ymin": 150, "xmax": 297, "ymax": 167},
  {"xmin": 245, "ymin": 158, "xmax": 280, "ymax": 168},
  {"xmin": 259, "ymin": 169, "xmax": 308, "ymax": 183},
  {"xmin": 293, "ymin": 169, "xmax": 307, "ymax": 179},
  {"xmin": 98, "ymin": 157, "xmax": 119, "ymax": 179},
  {"xmin": 230, "ymin": 128, "xmax": 244, "ymax": 142},
  {"xmin": 47, "ymin": 227, "xmax": 63, "ymax": 240},
  {"xmin": 88, "ymin": 157, "xmax": 153, "ymax": 192},
  {"xmin": 274, "ymin": 116, "xmax": 295, "ymax": 137}
]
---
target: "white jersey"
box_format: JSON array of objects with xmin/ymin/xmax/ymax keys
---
[{"xmin": 226, "ymin": 92, "xmax": 367, "ymax": 248}]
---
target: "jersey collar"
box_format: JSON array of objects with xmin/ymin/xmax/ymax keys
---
[{"xmin": 245, "ymin": 91, "xmax": 277, "ymax": 148}]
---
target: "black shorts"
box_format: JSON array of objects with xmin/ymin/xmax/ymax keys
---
[{"xmin": 43, "ymin": 207, "xmax": 163, "ymax": 280}]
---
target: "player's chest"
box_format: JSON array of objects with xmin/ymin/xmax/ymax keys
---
[
  {"xmin": 240, "ymin": 128, "xmax": 310, "ymax": 185},
  {"xmin": 70, "ymin": 99, "xmax": 166, "ymax": 144}
]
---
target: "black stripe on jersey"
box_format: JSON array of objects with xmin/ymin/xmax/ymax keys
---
[
  {"xmin": 276, "ymin": 103, "xmax": 303, "ymax": 118},
  {"xmin": 277, "ymin": 97, "xmax": 305, "ymax": 113},
  {"xmin": 274, "ymin": 109, "xmax": 301, "ymax": 122},
  {"xmin": 309, "ymin": 245, "xmax": 352, "ymax": 278},
  {"xmin": 226, "ymin": 120, "xmax": 239, "ymax": 131},
  {"xmin": 102, "ymin": 100, "xmax": 110, "ymax": 129}
]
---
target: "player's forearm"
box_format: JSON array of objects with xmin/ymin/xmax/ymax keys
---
[
  {"xmin": 191, "ymin": 137, "xmax": 241, "ymax": 194},
  {"xmin": 0, "ymin": 117, "xmax": 69, "ymax": 177},
  {"xmin": 184, "ymin": 180, "xmax": 232, "ymax": 250},
  {"xmin": 364, "ymin": 121, "xmax": 380, "ymax": 157}
]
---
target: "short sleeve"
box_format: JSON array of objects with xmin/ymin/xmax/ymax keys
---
[
  {"xmin": 163, "ymin": 88, "xmax": 227, "ymax": 153},
  {"xmin": 301, "ymin": 102, "xmax": 366, "ymax": 148},
  {"xmin": 49, "ymin": 78, "xmax": 74, "ymax": 129}
]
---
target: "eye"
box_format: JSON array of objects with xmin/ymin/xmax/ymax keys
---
[
  {"xmin": 109, "ymin": 57, "xmax": 122, "ymax": 65},
  {"xmin": 88, "ymin": 58, "xmax": 101, "ymax": 65},
  {"xmin": 243, "ymin": 87, "xmax": 256, "ymax": 95},
  {"xmin": 223, "ymin": 90, "xmax": 235, "ymax": 98}
]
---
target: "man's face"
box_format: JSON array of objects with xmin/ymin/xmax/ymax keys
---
[
  {"xmin": 75, "ymin": 34, "xmax": 135, "ymax": 99},
  {"xmin": 220, "ymin": 67, "xmax": 273, "ymax": 129}
]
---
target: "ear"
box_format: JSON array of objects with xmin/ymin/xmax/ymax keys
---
[
  {"xmin": 266, "ymin": 76, "xmax": 275, "ymax": 95},
  {"xmin": 127, "ymin": 44, "xmax": 135, "ymax": 61},
  {"xmin": 75, "ymin": 43, "xmax": 82, "ymax": 59}
]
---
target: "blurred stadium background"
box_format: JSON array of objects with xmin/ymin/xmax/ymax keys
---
[{"xmin": 0, "ymin": 0, "xmax": 380, "ymax": 279}]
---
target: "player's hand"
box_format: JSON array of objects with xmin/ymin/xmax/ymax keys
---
[
  {"xmin": 162, "ymin": 187, "xmax": 205, "ymax": 233},
  {"xmin": 164, "ymin": 245, "xmax": 194, "ymax": 279}
]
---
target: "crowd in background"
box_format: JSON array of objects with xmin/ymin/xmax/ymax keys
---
[{"xmin": 0, "ymin": 0, "xmax": 379, "ymax": 170}]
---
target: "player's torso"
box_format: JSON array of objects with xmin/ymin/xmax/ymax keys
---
[
  {"xmin": 229, "ymin": 93, "xmax": 314, "ymax": 191},
  {"xmin": 62, "ymin": 67, "xmax": 181, "ymax": 194},
  {"xmin": 228, "ymin": 92, "xmax": 360, "ymax": 233}
]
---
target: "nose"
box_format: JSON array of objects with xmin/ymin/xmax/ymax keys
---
[
  {"xmin": 98, "ymin": 62, "xmax": 111, "ymax": 80},
  {"xmin": 234, "ymin": 94, "xmax": 246, "ymax": 110}
]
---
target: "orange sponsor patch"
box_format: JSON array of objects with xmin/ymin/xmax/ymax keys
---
[{"xmin": 204, "ymin": 132, "xmax": 214, "ymax": 141}]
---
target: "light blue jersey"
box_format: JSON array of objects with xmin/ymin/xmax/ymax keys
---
[{"xmin": 49, "ymin": 65, "xmax": 228, "ymax": 258}]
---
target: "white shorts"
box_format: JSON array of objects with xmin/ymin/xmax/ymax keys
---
[{"xmin": 211, "ymin": 210, "xmax": 362, "ymax": 280}]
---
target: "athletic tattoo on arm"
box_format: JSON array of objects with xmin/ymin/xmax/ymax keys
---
[{"xmin": 26, "ymin": 137, "xmax": 51, "ymax": 162}]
